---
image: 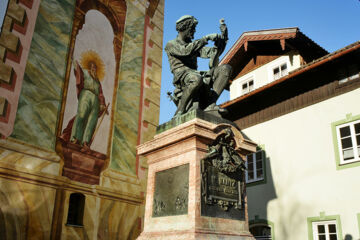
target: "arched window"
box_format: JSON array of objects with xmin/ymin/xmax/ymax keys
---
[
  {"xmin": 250, "ymin": 224, "xmax": 272, "ymax": 240},
  {"xmin": 66, "ymin": 193, "xmax": 85, "ymax": 226}
]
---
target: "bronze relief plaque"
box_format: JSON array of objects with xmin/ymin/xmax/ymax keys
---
[
  {"xmin": 152, "ymin": 164, "xmax": 189, "ymax": 217},
  {"xmin": 200, "ymin": 127, "xmax": 246, "ymax": 220},
  {"xmin": 201, "ymin": 162, "xmax": 245, "ymax": 220}
]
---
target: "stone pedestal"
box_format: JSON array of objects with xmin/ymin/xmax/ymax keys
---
[{"xmin": 137, "ymin": 117, "xmax": 256, "ymax": 240}]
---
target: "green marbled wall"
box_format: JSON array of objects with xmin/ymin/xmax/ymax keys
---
[
  {"xmin": 110, "ymin": 3, "xmax": 145, "ymax": 175},
  {"xmin": 11, "ymin": 0, "xmax": 75, "ymax": 150}
]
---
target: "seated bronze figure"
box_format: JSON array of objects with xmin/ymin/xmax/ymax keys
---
[{"xmin": 165, "ymin": 15, "xmax": 232, "ymax": 118}]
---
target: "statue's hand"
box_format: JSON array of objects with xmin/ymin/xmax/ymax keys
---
[
  {"xmin": 205, "ymin": 33, "xmax": 219, "ymax": 42},
  {"xmin": 203, "ymin": 75, "xmax": 211, "ymax": 85}
]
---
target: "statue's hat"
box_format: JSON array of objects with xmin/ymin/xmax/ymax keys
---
[{"xmin": 176, "ymin": 15, "xmax": 196, "ymax": 24}]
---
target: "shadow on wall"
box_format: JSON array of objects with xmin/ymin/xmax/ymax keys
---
[
  {"xmin": 245, "ymin": 152, "xmax": 277, "ymax": 238},
  {"xmin": 241, "ymin": 131, "xmax": 277, "ymax": 237},
  {"xmin": 246, "ymin": 147, "xmax": 314, "ymax": 239},
  {"xmin": 250, "ymin": 152, "xmax": 277, "ymax": 211},
  {"xmin": 243, "ymin": 125, "xmax": 331, "ymax": 239},
  {"xmin": 277, "ymin": 200, "xmax": 309, "ymax": 239}
]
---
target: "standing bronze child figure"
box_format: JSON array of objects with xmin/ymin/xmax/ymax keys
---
[{"xmin": 165, "ymin": 15, "xmax": 232, "ymax": 117}]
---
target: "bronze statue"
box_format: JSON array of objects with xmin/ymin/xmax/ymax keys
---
[{"xmin": 165, "ymin": 15, "xmax": 232, "ymax": 118}]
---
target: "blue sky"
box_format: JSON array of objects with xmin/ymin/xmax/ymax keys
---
[
  {"xmin": 0, "ymin": 1, "xmax": 8, "ymax": 28},
  {"xmin": 159, "ymin": 0, "xmax": 360, "ymax": 124},
  {"xmin": 1, "ymin": 1, "xmax": 359, "ymax": 124}
]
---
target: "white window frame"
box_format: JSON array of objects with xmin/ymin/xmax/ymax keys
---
[
  {"xmin": 336, "ymin": 119, "xmax": 360, "ymax": 165},
  {"xmin": 272, "ymin": 62, "xmax": 288, "ymax": 80},
  {"xmin": 267, "ymin": 57, "xmax": 291, "ymax": 83},
  {"xmin": 312, "ymin": 220, "xmax": 338, "ymax": 240},
  {"xmin": 245, "ymin": 150, "xmax": 264, "ymax": 183},
  {"xmin": 240, "ymin": 77, "xmax": 255, "ymax": 96}
]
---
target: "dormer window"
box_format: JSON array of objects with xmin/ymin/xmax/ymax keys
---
[
  {"xmin": 273, "ymin": 63, "xmax": 288, "ymax": 80},
  {"xmin": 242, "ymin": 79, "xmax": 254, "ymax": 95}
]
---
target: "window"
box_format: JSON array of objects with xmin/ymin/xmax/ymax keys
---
[
  {"xmin": 250, "ymin": 224, "xmax": 272, "ymax": 240},
  {"xmin": 338, "ymin": 73, "xmax": 360, "ymax": 84},
  {"xmin": 246, "ymin": 150, "xmax": 264, "ymax": 183},
  {"xmin": 307, "ymin": 213, "xmax": 342, "ymax": 240},
  {"xmin": 273, "ymin": 63, "xmax": 288, "ymax": 80},
  {"xmin": 312, "ymin": 221, "xmax": 338, "ymax": 240},
  {"xmin": 241, "ymin": 78, "xmax": 254, "ymax": 95},
  {"xmin": 332, "ymin": 114, "xmax": 360, "ymax": 170},
  {"xmin": 336, "ymin": 120, "xmax": 360, "ymax": 164},
  {"xmin": 66, "ymin": 193, "xmax": 85, "ymax": 226},
  {"xmin": 338, "ymin": 64, "xmax": 360, "ymax": 84}
]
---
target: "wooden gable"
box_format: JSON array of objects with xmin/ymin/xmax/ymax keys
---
[
  {"xmin": 235, "ymin": 55, "xmax": 281, "ymax": 80},
  {"xmin": 221, "ymin": 28, "xmax": 328, "ymax": 80}
]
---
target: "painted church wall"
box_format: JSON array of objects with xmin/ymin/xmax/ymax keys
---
[
  {"xmin": 6, "ymin": 0, "xmax": 161, "ymax": 177},
  {"xmin": 0, "ymin": 0, "xmax": 164, "ymax": 239}
]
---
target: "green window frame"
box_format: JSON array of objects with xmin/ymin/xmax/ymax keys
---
[
  {"xmin": 331, "ymin": 113, "xmax": 360, "ymax": 170},
  {"xmin": 357, "ymin": 213, "xmax": 360, "ymax": 238},
  {"xmin": 307, "ymin": 212, "xmax": 342, "ymax": 240}
]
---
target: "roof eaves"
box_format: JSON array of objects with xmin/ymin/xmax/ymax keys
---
[
  {"xmin": 221, "ymin": 41, "xmax": 360, "ymax": 108},
  {"xmin": 220, "ymin": 27, "xmax": 299, "ymax": 65}
]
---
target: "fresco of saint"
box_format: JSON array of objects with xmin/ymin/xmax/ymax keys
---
[{"xmin": 60, "ymin": 50, "xmax": 108, "ymax": 153}]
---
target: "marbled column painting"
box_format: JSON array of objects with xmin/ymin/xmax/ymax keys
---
[
  {"xmin": 109, "ymin": 4, "xmax": 145, "ymax": 175},
  {"xmin": 10, "ymin": 0, "xmax": 76, "ymax": 150}
]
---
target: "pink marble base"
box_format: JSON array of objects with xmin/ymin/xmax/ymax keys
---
[{"xmin": 137, "ymin": 119, "xmax": 256, "ymax": 240}]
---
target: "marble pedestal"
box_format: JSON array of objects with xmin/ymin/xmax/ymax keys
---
[{"xmin": 137, "ymin": 118, "xmax": 256, "ymax": 240}]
